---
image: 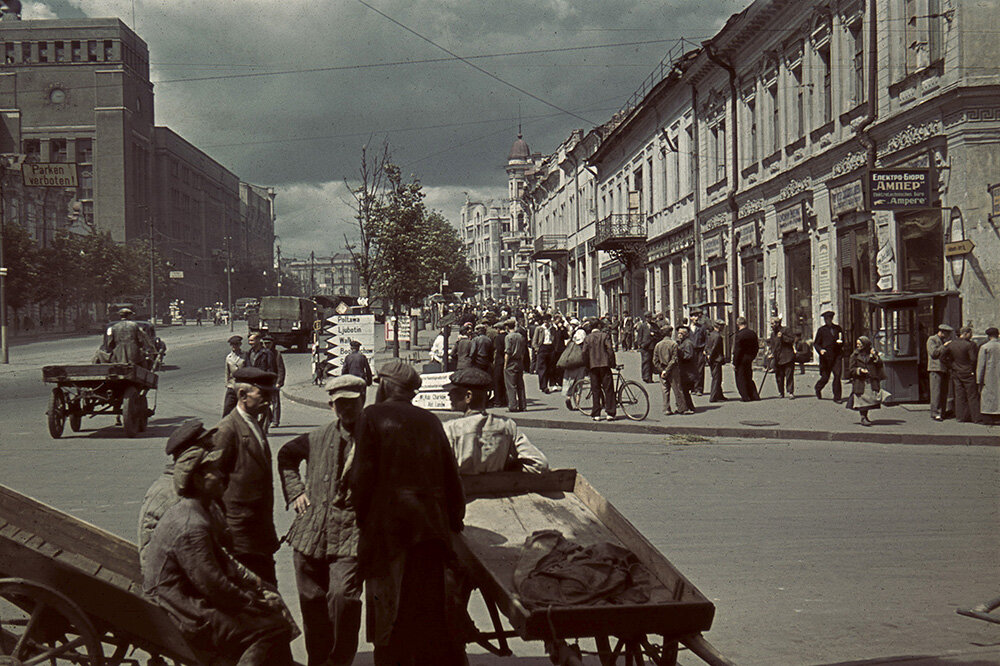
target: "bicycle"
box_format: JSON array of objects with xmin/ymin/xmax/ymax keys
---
[{"xmin": 568, "ymin": 365, "xmax": 650, "ymax": 421}]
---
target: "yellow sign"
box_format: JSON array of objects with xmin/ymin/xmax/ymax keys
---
[
  {"xmin": 22, "ymin": 163, "xmax": 79, "ymax": 187},
  {"xmin": 944, "ymin": 239, "xmax": 975, "ymax": 257}
]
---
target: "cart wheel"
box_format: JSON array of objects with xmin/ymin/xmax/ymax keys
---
[
  {"xmin": 68, "ymin": 412, "xmax": 82, "ymax": 432},
  {"xmin": 137, "ymin": 395, "xmax": 149, "ymax": 432},
  {"xmin": 0, "ymin": 577, "xmax": 104, "ymax": 666},
  {"xmin": 122, "ymin": 387, "xmax": 142, "ymax": 438},
  {"xmin": 46, "ymin": 390, "xmax": 66, "ymax": 439}
]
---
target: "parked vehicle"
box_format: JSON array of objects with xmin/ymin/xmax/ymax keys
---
[
  {"xmin": 252, "ymin": 296, "xmax": 319, "ymax": 351},
  {"xmin": 234, "ymin": 297, "xmax": 260, "ymax": 320}
]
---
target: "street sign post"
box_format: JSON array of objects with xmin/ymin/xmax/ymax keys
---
[
  {"xmin": 21, "ymin": 163, "xmax": 79, "ymax": 188},
  {"xmin": 168, "ymin": 270, "xmax": 184, "ymax": 279},
  {"xmin": 944, "ymin": 239, "xmax": 975, "ymax": 257}
]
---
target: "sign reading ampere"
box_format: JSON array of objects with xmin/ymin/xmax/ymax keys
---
[
  {"xmin": 22, "ymin": 163, "xmax": 78, "ymax": 188},
  {"xmin": 868, "ymin": 169, "xmax": 931, "ymax": 210}
]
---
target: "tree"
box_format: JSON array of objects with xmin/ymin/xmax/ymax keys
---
[
  {"xmin": 2, "ymin": 221, "xmax": 39, "ymax": 316},
  {"xmin": 423, "ymin": 211, "xmax": 476, "ymax": 298},
  {"xmin": 344, "ymin": 140, "xmax": 391, "ymax": 302}
]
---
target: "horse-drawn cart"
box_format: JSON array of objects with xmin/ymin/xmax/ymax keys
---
[
  {"xmin": 455, "ymin": 470, "xmax": 734, "ymax": 665},
  {"xmin": 42, "ymin": 364, "xmax": 157, "ymax": 438}
]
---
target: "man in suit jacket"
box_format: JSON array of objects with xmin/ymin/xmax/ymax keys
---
[
  {"xmin": 732, "ymin": 317, "xmax": 760, "ymax": 402},
  {"xmin": 927, "ymin": 323, "xmax": 954, "ymax": 421},
  {"xmin": 941, "ymin": 326, "xmax": 982, "ymax": 424},
  {"xmin": 705, "ymin": 320, "xmax": 727, "ymax": 402},
  {"xmin": 212, "ymin": 367, "xmax": 281, "ymax": 585}
]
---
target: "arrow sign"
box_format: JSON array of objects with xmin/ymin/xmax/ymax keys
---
[{"xmin": 944, "ymin": 239, "xmax": 975, "ymax": 257}]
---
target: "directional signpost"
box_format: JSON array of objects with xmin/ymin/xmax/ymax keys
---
[
  {"xmin": 321, "ymin": 314, "xmax": 375, "ymax": 378},
  {"xmin": 944, "ymin": 239, "xmax": 975, "ymax": 257}
]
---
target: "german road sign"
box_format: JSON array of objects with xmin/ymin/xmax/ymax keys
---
[{"xmin": 944, "ymin": 239, "xmax": 975, "ymax": 257}]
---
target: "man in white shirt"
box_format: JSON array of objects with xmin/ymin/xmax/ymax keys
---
[{"xmin": 430, "ymin": 325, "xmax": 451, "ymax": 372}]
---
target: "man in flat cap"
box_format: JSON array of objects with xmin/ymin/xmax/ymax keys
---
[
  {"xmin": 941, "ymin": 325, "xmax": 982, "ymax": 424},
  {"xmin": 278, "ymin": 374, "xmax": 366, "ymax": 666},
  {"xmin": 223, "ymin": 335, "xmax": 246, "ymax": 417},
  {"xmin": 348, "ymin": 359, "xmax": 466, "ymax": 666},
  {"xmin": 442, "ymin": 367, "xmax": 548, "ymax": 475},
  {"xmin": 105, "ymin": 306, "xmax": 155, "ymax": 368},
  {"xmin": 689, "ymin": 310, "xmax": 708, "ymax": 394},
  {"xmin": 504, "ymin": 318, "xmax": 528, "ymax": 412},
  {"xmin": 813, "ymin": 310, "xmax": 844, "ymax": 401},
  {"xmin": 342, "ymin": 339, "xmax": 373, "ymax": 397},
  {"xmin": 143, "ymin": 442, "xmax": 297, "ymax": 666},
  {"xmin": 212, "ymin": 367, "xmax": 282, "ymax": 585},
  {"xmin": 766, "ymin": 316, "xmax": 796, "ymax": 398},
  {"xmin": 705, "ymin": 319, "xmax": 727, "ymax": 402},
  {"xmin": 927, "ymin": 323, "xmax": 955, "ymax": 421}
]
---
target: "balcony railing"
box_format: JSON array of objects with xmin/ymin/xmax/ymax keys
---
[
  {"xmin": 594, "ymin": 213, "xmax": 647, "ymax": 250},
  {"xmin": 532, "ymin": 234, "xmax": 569, "ymax": 260}
]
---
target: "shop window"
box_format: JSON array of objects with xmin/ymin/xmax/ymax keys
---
[
  {"xmin": 784, "ymin": 239, "xmax": 813, "ymax": 338},
  {"xmin": 899, "ymin": 211, "xmax": 943, "ymax": 292},
  {"xmin": 742, "ymin": 254, "xmax": 765, "ymax": 336}
]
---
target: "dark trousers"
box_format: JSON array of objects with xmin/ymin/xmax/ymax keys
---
[
  {"xmin": 709, "ymin": 360, "xmax": 724, "ymax": 401},
  {"xmin": 589, "ymin": 367, "xmax": 616, "ymax": 417},
  {"xmin": 223, "ymin": 387, "xmax": 238, "ymax": 417},
  {"xmin": 372, "ymin": 542, "xmax": 466, "ymax": 666},
  {"xmin": 815, "ymin": 354, "xmax": 842, "ymax": 400},
  {"xmin": 293, "ymin": 552, "xmax": 361, "ymax": 666},
  {"xmin": 929, "ymin": 371, "xmax": 951, "ymax": 418},
  {"xmin": 234, "ymin": 551, "xmax": 278, "ymax": 586},
  {"xmin": 492, "ymin": 361, "xmax": 507, "ymax": 407},
  {"xmin": 271, "ymin": 390, "xmax": 281, "ymax": 425},
  {"xmin": 677, "ymin": 370, "xmax": 695, "ymax": 413},
  {"xmin": 774, "ymin": 362, "xmax": 794, "ymax": 396},
  {"xmin": 640, "ymin": 348, "xmax": 653, "ymax": 383},
  {"xmin": 536, "ymin": 344, "xmax": 553, "ymax": 391},
  {"xmin": 504, "ymin": 366, "xmax": 526, "ymax": 411},
  {"xmin": 953, "ymin": 374, "xmax": 982, "ymax": 423},
  {"xmin": 734, "ymin": 361, "xmax": 759, "ymax": 401},
  {"xmin": 695, "ymin": 349, "xmax": 706, "ymax": 393}
]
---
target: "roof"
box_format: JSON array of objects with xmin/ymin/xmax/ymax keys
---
[{"xmin": 508, "ymin": 134, "xmax": 530, "ymax": 162}]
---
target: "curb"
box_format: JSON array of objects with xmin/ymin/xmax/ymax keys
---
[{"xmin": 281, "ymin": 388, "xmax": 999, "ymax": 447}]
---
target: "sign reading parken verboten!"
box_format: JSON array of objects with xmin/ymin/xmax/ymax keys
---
[
  {"xmin": 868, "ymin": 169, "xmax": 931, "ymax": 210},
  {"xmin": 22, "ymin": 163, "xmax": 79, "ymax": 188}
]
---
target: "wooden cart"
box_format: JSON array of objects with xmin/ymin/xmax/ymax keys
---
[
  {"xmin": 455, "ymin": 470, "xmax": 735, "ymax": 665},
  {"xmin": 0, "ymin": 482, "xmax": 218, "ymax": 666},
  {"xmin": 42, "ymin": 364, "xmax": 157, "ymax": 438}
]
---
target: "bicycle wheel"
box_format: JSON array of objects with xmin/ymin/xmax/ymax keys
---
[
  {"xmin": 618, "ymin": 380, "xmax": 650, "ymax": 421},
  {"xmin": 572, "ymin": 377, "xmax": 592, "ymax": 415}
]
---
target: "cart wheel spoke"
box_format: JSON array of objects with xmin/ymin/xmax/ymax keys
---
[
  {"xmin": 22, "ymin": 635, "xmax": 87, "ymax": 665},
  {"xmin": 12, "ymin": 602, "xmax": 46, "ymax": 659},
  {"xmin": 0, "ymin": 579, "xmax": 103, "ymax": 666}
]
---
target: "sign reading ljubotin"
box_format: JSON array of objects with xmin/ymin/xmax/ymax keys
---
[
  {"xmin": 22, "ymin": 163, "xmax": 78, "ymax": 188},
  {"xmin": 868, "ymin": 169, "xmax": 931, "ymax": 210}
]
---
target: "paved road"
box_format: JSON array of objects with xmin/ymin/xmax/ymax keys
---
[{"xmin": 0, "ymin": 329, "xmax": 997, "ymax": 665}]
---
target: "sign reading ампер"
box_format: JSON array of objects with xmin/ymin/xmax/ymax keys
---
[
  {"xmin": 869, "ymin": 169, "xmax": 931, "ymax": 210},
  {"xmin": 22, "ymin": 163, "xmax": 79, "ymax": 188}
]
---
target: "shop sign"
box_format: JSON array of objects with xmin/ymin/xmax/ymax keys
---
[
  {"xmin": 868, "ymin": 169, "xmax": 931, "ymax": 210},
  {"xmin": 22, "ymin": 163, "xmax": 78, "ymax": 187},
  {"xmin": 777, "ymin": 203, "xmax": 803, "ymax": 234},
  {"xmin": 600, "ymin": 262, "xmax": 623, "ymax": 283},
  {"xmin": 703, "ymin": 234, "xmax": 723, "ymax": 260},
  {"xmin": 735, "ymin": 222, "xmax": 756, "ymax": 248},
  {"xmin": 990, "ymin": 183, "xmax": 1000, "ymax": 218},
  {"xmin": 830, "ymin": 179, "xmax": 864, "ymax": 217}
]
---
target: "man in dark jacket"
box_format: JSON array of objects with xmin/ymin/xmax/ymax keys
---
[
  {"xmin": 278, "ymin": 375, "xmax": 366, "ymax": 666},
  {"xmin": 689, "ymin": 310, "xmax": 708, "ymax": 394},
  {"xmin": 732, "ymin": 317, "xmax": 760, "ymax": 401},
  {"xmin": 813, "ymin": 310, "xmax": 844, "ymax": 401},
  {"xmin": 941, "ymin": 326, "xmax": 982, "ymax": 423},
  {"xmin": 263, "ymin": 337, "xmax": 286, "ymax": 426},
  {"xmin": 342, "ymin": 340, "xmax": 373, "ymax": 397},
  {"xmin": 767, "ymin": 317, "xmax": 796, "ymax": 398},
  {"xmin": 636, "ymin": 312, "xmax": 654, "ymax": 383},
  {"xmin": 705, "ymin": 319, "xmax": 727, "ymax": 402},
  {"xmin": 675, "ymin": 327, "xmax": 697, "ymax": 414},
  {"xmin": 106, "ymin": 307, "xmax": 155, "ymax": 367},
  {"xmin": 491, "ymin": 323, "xmax": 508, "ymax": 408},
  {"xmin": 504, "ymin": 319, "xmax": 527, "ymax": 412},
  {"xmin": 582, "ymin": 317, "xmax": 616, "ymax": 421},
  {"xmin": 452, "ymin": 323, "xmax": 474, "ymax": 370},
  {"xmin": 348, "ymin": 360, "xmax": 466, "ymax": 666},
  {"xmin": 470, "ymin": 323, "xmax": 494, "ymax": 374}
]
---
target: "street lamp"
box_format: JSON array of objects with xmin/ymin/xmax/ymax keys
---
[{"xmin": 224, "ymin": 235, "xmax": 233, "ymax": 332}]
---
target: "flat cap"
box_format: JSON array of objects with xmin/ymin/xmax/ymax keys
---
[
  {"xmin": 821, "ymin": 310, "xmax": 835, "ymax": 317},
  {"xmin": 690, "ymin": 309, "xmax": 703, "ymax": 316},
  {"xmin": 938, "ymin": 323, "xmax": 954, "ymax": 332},
  {"xmin": 227, "ymin": 335, "xmax": 243, "ymax": 345},
  {"xmin": 377, "ymin": 359, "xmax": 422, "ymax": 392},
  {"xmin": 443, "ymin": 367, "xmax": 493, "ymax": 391},
  {"xmin": 165, "ymin": 419, "xmax": 214, "ymax": 457},
  {"xmin": 174, "ymin": 446, "xmax": 225, "ymax": 495},
  {"xmin": 233, "ymin": 366, "xmax": 277, "ymax": 390},
  {"xmin": 119, "ymin": 307, "xmax": 134, "ymax": 316},
  {"xmin": 325, "ymin": 374, "xmax": 367, "ymax": 401}
]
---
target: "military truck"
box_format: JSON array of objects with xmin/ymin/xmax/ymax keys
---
[{"xmin": 251, "ymin": 296, "xmax": 319, "ymax": 351}]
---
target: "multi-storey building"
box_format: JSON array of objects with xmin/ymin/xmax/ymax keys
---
[
  {"xmin": 0, "ymin": 12, "xmax": 274, "ymax": 312},
  {"xmin": 284, "ymin": 253, "xmax": 359, "ymax": 298}
]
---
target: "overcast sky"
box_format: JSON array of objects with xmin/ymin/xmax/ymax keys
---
[{"xmin": 24, "ymin": 0, "xmax": 749, "ymax": 259}]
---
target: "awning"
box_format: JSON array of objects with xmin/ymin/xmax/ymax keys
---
[{"xmin": 849, "ymin": 290, "xmax": 959, "ymax": 306}]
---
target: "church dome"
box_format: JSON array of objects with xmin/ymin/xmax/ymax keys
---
[{"xmin": 508, "ymin": 133, "xmax": 530, "ymax": 161}]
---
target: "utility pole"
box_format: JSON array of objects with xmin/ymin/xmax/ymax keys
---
[
  {"xmin": 310, "ymin": 250, "xmax": 315, "ymax": 295},
  {"xmin": 148, "ymin": 212, "xmax": 155, "ymax": 324},
  {"xmin": 275, "ymin": 243, "xmax": 282, "ymax": 296},
  {"xmin": 0, "ymin": 170, "xmax": 8, "ymax": 364},
  {"xmin": 225, "ymin": 235, "xmax": 233, "ymax": 332}
]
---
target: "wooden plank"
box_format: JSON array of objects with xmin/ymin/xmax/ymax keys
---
[
  {"xmin": 94, "ymin": 565, "xmax": 135, "ymax": 592},
  {"xmin": 462, "ymin": 469, "xmax": 576, "ymax": 498},
  {"xmin": 51, "ymin": 550, "xmax": 102, "ymax": 576}
]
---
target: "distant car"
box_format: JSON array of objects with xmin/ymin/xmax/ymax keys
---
[{"xmin": 234, "ymin": 297, "xmax": 260, "ymax": 320}]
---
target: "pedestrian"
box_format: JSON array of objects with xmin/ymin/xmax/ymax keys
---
[
  {"xmin": 491, "ymin": 320, "xmax": 508, "ymax": 408},
  {"xmin": 675, "ymin": 326, "xmax": 697, "ymax": 414},
  {"xmin": 793, "ymin": 331, "xmax": 811, "ymax": 375},
  {"xmin": 142, "ymin": 442, "xmax": 297, "ymax": 666},
  {"xmin": 277, "ymin": 375, "xmax": 366, "ymax": 666},
  {"xmin": 976, "ymin": 327, "xmax": 1000, "ymax": 425},
  {"xmin": 706, "ymin": 319, "xmax": 727, "ymax": 402},
  {"xmin": 223, "ymin": 334, "xmax": 246, "ymax": 417},
  {"xmin": 195, "ymin": 308, "xmax": 203, "ymax": 326},
  {"xmin": 549, "ymin": 315, "xmax": 567, "ymax": 391},
  {"xmin": 263, "ymin": 336, "xmax": 285, "ymax": 428},
  {"xmin": 211, "ymin": 367, "xmax": 282, "ymax": 585},
  {"xmin": 105, "ymin": 306, "xmax": 155, "ymax": 368},
  {"xmin": 581, "ymin": 316, "xmax": 617, "ymax": 421},
  {"xmin": 622, "ymin": 315, "xmax": 634, "ymax": 351},
  {"xmin": 342, "ymin": 339, "xmax": 373, "ymax": 398},
  {"xmin": 504, "ymin": 318, "xmax": 528, "ymax": 412},
  {"xmin": 636, "ymin": 312, "xmax": 656, "ymax": 384},
  {"xmin": 847, "ymin": 336, "xmax": 884, "ymax": 426},
  {"xmin": 470, "ymin": 323, "xmax": 494, "ymax": 375},
  {"xmin": 941, "ymin": 326, "xmax": 982, "ymax": 424},
  {"xmin": 732, "ymin": 317, "xmax": 760, "ymax": 402},
  {"xmin": 652, "ymin": 324, "xmax": 679, "ymax": 415},
  {"xmin": 813, "ymin": 309, "xmax": 844, "ymax": 402},
  {"xmin": 532, "ymin": 314, "xmax": 555, "ymax": 394},
  {"xmin": 559, "ymin": 319, "xmax": 588, "ymax": 410},
  {"xmin": 927, "ymin": 323, "xmax": 954, "ymax": 421},
  {"xmin": 452, "ymin": 323, "xmax": 474, "ymax": 370},
  {"xmin": 767, "ymin": 317, "xmax": 795, "ymax": 398},
  {"xmin": 442, "ymin": 367, "xmax": 549, "ymax": 474},
  {"xmin": 246, "ymin": 333, "xmax": 277, "ymax": 433},
  {"xmin": 689, "ymin": 310, "xmax": 708, "ymax": 394},
  {"xmin": 430, "ymin": 325, "xmax": 450, "ymax": 372},
  {"xmin": 348, "ymin": 360, "xmax": 467, "ymax": 666}
]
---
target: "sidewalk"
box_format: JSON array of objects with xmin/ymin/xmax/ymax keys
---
[{"xmin": 283, "ymin": 338, "xmax": 999, "ymax": 446}]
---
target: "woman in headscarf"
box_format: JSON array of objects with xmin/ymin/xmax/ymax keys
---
[{"xmin": 847, "ymin": 336, "xmax": 884, "ymax": 426}]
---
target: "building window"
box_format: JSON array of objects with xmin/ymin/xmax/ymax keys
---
[
  {"xmin": 38, "ymin": 41, "xmax": 48, "ymax": 63},
  {"xmin": 23, "ymin": 139, "xmax": 40, "ymax": 162},
  {"xmin": 818, "ymin": 44, "xmax": 832, "ymax": 124},
  {"xmin": 850, "ymin": 20, "xmax": 865, "ymax": 105},
  {"xmin": 103, "ymin": 40, "xmax": 113, "ymax": 61},
  {"xmin": 710, "ymin": 264, "xmax": 726, "ymax": 306},
  {"xmin": 21, "ymin": 42, "xmax": 30, "ymax": 62},
  {"xmin": 50, "ymin": 139, "xmax": 67, "ymax": 162},
  {"xmin": 77, "ymin": 138, "xmax": 93, "ymax": 200},
  {"xmin": 711, "ymin": 121, "xmax": 726, "ymax": 183},
  {"xmin": 4, "ymin": 42, "xmax": 13, "ymax": 63},
  {"xmin": 791, "ymin": 63, "xmax": 804, "ymax": 140},
  {"xmin": 71, "ymin": 40, "xmax": 81, "ymax": 61},
  {"xmin": 54, "ymin": 41, "xmax": 65, "ymax": 61},
  {"xmin": 743, "ymin": 92, "xmax": 757, "ymax": 166},
  {"xmin": 768, "ymin": 80, "xmax": 779, "ymax": 154},
  {"xmin": 87, "ymin": 40, "xmax": 98, "ymax": 62}
]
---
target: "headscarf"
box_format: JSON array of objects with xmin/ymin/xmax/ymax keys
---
[{"xmin": 857, "ymin": 336, "xmax": 872, "ymax": 354}]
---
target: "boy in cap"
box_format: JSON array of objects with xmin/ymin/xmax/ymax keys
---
[
  {"xmin": 442, "ymin": 367, "xmax": 548, "ymax": 475},
  {"xmin": 348, "ymin": 359, "xmax": 466, "ymax": 666},
  {"xmin": 223, "ymin": 335, "xmax": 246, "ymax": 417},
  {"xmin": 143, "ymin": 443, "xmax": 297, "ymax": 666},
  {"xmin": 278, "ymin": 374, "xmax": 366, "ymax": 666},
  {"xmin": 927, "ymin": 323, "xmax": 955, "ymax": 420}
]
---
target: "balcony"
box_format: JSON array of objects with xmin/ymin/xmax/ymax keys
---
[
  {"xmin": 532, "ymin": 234, "xmax": 569, "ymax": 261},
  {"xmin": 594, "ymin": 213, "xmax": 646, "ymax": 251}
]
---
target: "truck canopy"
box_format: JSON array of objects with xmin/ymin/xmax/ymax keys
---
[{"xmin": 259, "ymin": 296, "xmax": 309, "ymax": 320}]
